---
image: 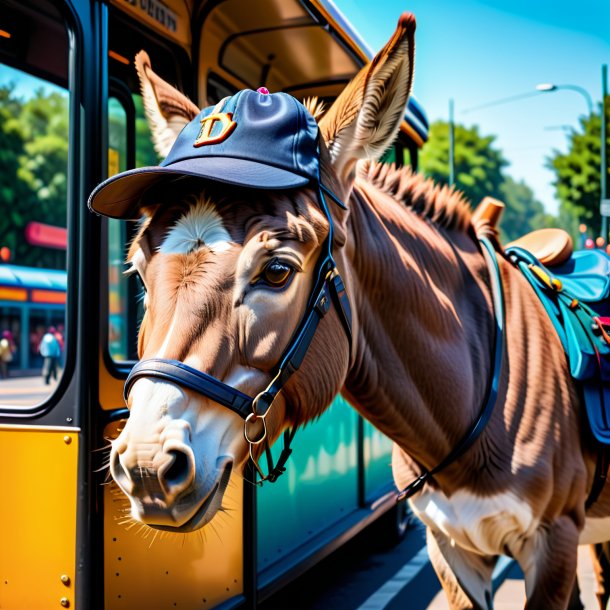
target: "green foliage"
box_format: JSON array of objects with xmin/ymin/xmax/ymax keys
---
[
  {"xmin": 499, "ymin": 176, "xmax": 556, "ymax": 242},
  {"xmin": 420, "ymin": 121, "xmax": 508, "ymax": 206},
  {"xmin": 420, "ymin": 120, "xmax": 557, "ymax": 241},
  {"xmin": 0, "ymin": 84, "xmax": 68, "ymax": 268},
  {"xmin": 546, "ymin": 99, "xmax": 610, "ymax": 238}
]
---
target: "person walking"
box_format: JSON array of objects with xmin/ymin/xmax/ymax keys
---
[
  {"xmin": 39, "ymin": 326, "xmax": 61, "ymax": 385},
  {"xmin": 0, "ymin": 330, "xmax": 15, "ymax": 379}
]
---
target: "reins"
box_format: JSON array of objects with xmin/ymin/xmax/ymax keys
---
[{"xmin": 396, "ymin": 236, "xmax": 505, "ymax": 501}]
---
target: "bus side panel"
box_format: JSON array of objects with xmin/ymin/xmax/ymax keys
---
[
  {"xmin": 0, "ymin": 427, "xmax": 78, "ymax": 610},
  {"xmin": 257, "ymin": 396, "xmax": 358, "ymax": 571},
  {"xmin": 363, "ymin": 420, "xmax": 395, "ymax": 502},
  {"xmin": 103, "ymin": 423, "xmax": 243, "ymax": 609}
]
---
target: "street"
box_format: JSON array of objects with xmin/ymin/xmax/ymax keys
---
[{"xmin": 261, "ymin": 519, "xmax": 600, "ymax": 610}]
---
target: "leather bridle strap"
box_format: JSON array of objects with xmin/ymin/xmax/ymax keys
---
[
  {"xmin": 124, "ymin": 358, "xmax": 253, "ymax": 417},
  {"xmin": 397, "ymin": 236, "xmax": 505, "ymax": 502}
]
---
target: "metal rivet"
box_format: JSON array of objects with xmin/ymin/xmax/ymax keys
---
[
  {"xmin": 63, "ymin": 436, "xmax": 72, "ymax": 445},
  {"xmin": 60, "ymin": 598, "xmax": 70, "ymax": 608},
  {"xmin": 60, "ymin": 575, "xmax": 70, "ymax": 585}
]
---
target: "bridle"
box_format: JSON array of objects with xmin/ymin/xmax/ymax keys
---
[{"xmin": 124, "ymin": 180, "xmax": 353, "ymax": 484}]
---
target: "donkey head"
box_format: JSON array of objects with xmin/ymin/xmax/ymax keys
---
[{"xmin": 91, "ymin": 14, "xmax": 415, "ymax": 532}]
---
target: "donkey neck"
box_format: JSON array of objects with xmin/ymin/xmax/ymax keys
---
[{"xmin": 343, "ymin": 177, "xmax": 495, "ymax": 475}]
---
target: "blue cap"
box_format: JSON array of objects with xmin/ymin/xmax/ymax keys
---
[{"xmin": 89, "ymin": 89, "xmax": 320, "ymax": 219}]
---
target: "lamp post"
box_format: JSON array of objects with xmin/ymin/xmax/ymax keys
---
[
  {"xmin": 601, "ymin": 65, "xmax": 608, "ymax": 241},
  {"xmin": 535, "ymin": 83, "xmax": 594, "ymax": 115}
]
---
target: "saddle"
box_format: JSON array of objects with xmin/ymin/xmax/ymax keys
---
[{"xmin": 506, "ymin": 228, "xmax": 610, "ymax": 445}]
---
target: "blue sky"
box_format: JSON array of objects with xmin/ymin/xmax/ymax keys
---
[
  {"xmin": 0, "ymin": 64, "xmax": 67, "ymax": 99},
  {"xmin": 334, "ymin": 0, "xmax": 610, "ymax": 215}
]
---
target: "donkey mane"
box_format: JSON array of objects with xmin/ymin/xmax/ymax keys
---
[{"xmin": 360, "ymin": 159, "xmax": 473, "ymax": 234}]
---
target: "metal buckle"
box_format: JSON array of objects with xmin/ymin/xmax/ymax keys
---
[{"xmin": 244, "ymin": 411, "xmax": 269, "ymax": 484}]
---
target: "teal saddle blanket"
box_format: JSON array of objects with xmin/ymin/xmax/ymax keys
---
[{"xmin": 505, "ymin": 246, "xmax": 610, "ymax": 444}]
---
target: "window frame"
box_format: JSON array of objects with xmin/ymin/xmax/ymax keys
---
[{"xmin": 0, "ymin": 0, "xmax": 81, "ymax": 418}]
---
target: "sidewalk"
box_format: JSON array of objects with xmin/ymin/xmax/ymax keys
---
[{"xmin": 0, "ymin": 373, "xmax": 60, "ymax": 407}]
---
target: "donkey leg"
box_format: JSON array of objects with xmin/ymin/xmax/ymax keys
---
[
  {"xmin": 567, "ymin": 577, "xmax": 584, "ymax": 610},
  {"xmin": 426, "ymin": 527, "xmax": 496, "ymax": 610},
  {"xmin": 590, "ymin": 542, "xmax": 610, "ymax": 610},
  {"xmin": 519, "ymin": 516, "xmax": 580, "ymax": 610}
]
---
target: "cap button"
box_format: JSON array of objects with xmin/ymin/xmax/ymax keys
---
[{"xmin": 257, "ymin": 87, "xmax": 270, "ymax": 95}]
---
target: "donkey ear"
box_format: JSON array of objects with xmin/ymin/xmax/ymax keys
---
[
  {"xmin": 135, "ymin": 51, "xmax": 200, "ymax": 158},
  {"xmin": 319, "ymin": 14, "xmax": 416, "ymax": 182}
]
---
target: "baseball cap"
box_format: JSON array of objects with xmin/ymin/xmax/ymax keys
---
[{"xmin": 88, "ymin": 88, "xmax": 320, "ymax": 219}]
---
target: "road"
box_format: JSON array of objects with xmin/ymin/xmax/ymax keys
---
[
  {"xmin": 260, "ymin": 518, "xmax": 600, "ymax": 610},
  {"xmin": 0, "ymin": 374, "xmax": 60, "ymax": 407}
]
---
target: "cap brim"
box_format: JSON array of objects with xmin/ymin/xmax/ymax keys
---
[{"xmin": 88, "ymin": 158, "xmax": 310, "ymax": 220}]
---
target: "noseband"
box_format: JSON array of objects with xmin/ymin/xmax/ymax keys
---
[{"xmin": 124, "ymin": 183, "xmax": 352, "ymax": 483}]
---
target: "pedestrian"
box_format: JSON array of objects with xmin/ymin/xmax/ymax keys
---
[
  {"xmin": 53, "ymin": 324, "xmax": 65, "ymax": 367},
  {"xmin": 0, "ymin": 330, "xmax": 15, "ymax": 379},
  {"xmin": 39, "ymin": 326, "xmax": 61, "ymax": 385}
]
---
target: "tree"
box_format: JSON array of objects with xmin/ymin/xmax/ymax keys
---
[
  {"xmin": 499, "ymin": 176, "xmax": 556, "ymax": 242},
  {"xmin": 0, "ymin": 84, "xmax": 69, "ymax": 268},
  {"xmin": 420, "ymin": 120, "xmax": 507, "ymax": 206},
  {"xmin": 420, "ymin": 120, "xmax": 558, "ymax": 241},
  {"xmin": 547, "ymin": 99, "xmax": 610, "ymax": 238}
]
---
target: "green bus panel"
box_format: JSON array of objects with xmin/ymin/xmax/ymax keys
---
[
  {"xmin": 257, "ymin": 396, "xmax": 359, "ymax": 571},
  {"xmin": 363, "ymin": 420, "xmax": 395, "ymax": 503}
]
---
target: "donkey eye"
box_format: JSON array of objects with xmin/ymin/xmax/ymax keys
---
[{"xmin": 261, "ymin": 259, "xmax": 294, "ymax": 287}]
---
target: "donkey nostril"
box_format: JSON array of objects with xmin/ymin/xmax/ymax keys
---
[
  {"xmin": 110, "ymin": 449, "xmax": 132, "ymax": 492},
  {"xmin": 162, "ymin": 449, "xmax": 193, "ymax": 490}
]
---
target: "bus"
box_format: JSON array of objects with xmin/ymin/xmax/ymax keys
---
[{"xmin": 0, "ymin": 1, "xmax": 429, "ymax": 608}]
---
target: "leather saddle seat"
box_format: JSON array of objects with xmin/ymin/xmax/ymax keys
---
[
  {"xmin": 506, "ymin": 227, "xmax": 573, "ymax": 267},
  {"xmin": 507, "ymin": 228, "xmax": 610, "ymax": 305}
]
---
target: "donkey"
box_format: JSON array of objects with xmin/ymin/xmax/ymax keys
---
[{"xmin": 91, "ymin": 14, "xmax": 610, "ymax": 609}]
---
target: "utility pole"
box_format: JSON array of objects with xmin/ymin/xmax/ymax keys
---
[
  {"xmin": 449, "ymin": 98, "xmax": 455, "ymax": 187},
  {"xmin": 601, "ymin": 65, "xmax": 608, "ymax": 241}
]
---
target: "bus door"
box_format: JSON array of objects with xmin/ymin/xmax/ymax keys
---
[
  {"xmin": 0, "ymin": 0, "xmax": 88, "ymax": 608},
  {"xmin": 97, "ymin": 4, "xmax": 246, "ymax": 608}
]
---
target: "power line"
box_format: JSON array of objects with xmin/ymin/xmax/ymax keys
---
[{"xmin": 462, "ymin": 91, "xmax": 543, "ymax": 114}]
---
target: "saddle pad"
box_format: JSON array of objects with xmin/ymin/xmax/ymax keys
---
[
  {"xmin": 552, "ymin": 250, "xmax": 610, "ymax": 303},
  {"xmin": 506, "ymin": 245, "xmax": 610, "ymax": 445},
  {"xmin": 584, "ymin": 384, "xmax": 610, "ymax": 444}
]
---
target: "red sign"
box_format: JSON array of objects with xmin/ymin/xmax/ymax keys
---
[{"xmin": 25, "ymin": 222, "xmax": 67, "ymax": 250}]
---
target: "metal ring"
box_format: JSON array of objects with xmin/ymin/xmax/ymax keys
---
[
  {"xmin": 252, "ymin": 391, "xmax": 275, "ymax": 417},
  {"xmin": 244, "ymin": 412, "xmax": 267, "ymax": 445}
]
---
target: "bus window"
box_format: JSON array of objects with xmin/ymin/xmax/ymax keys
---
[
  {"xmin": 107, "ymin": 92, "xmax": 160, "ymax": 363},
  {"xmin": 0, "ymin": 0, "xmax": 70, "ymax": 408},
  {"xmin": 108, "ymin": 97, "xmax": 129, "ymax": 361}
]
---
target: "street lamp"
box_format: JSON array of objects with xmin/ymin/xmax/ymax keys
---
[{"xmin": 535, "ymin": 83, "xmax": 593, "ymax": 115}]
